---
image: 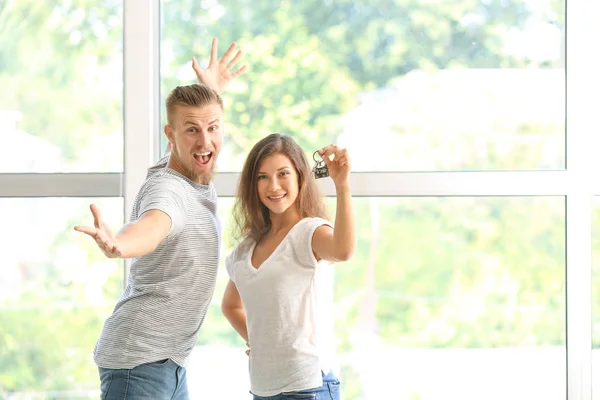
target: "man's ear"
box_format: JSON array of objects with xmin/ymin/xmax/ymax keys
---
[
  {"xmin": 163, "ymin": 125, "xmax": 175, "ymax": 157},
  {"xmin": 164, "ymin": 124, "xmax": 174, "ymax": 143}
]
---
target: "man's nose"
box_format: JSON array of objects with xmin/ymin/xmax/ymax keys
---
[{"xmin": 195, "ymin": 130, "xmax": 210, "ymax": 145}]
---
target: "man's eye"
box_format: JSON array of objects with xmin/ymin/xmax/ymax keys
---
[{"xmin": 209, "ymin": 126, "xmax": 219, "ymax": 132}]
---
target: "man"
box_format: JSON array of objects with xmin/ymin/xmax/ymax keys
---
[{"xmin": 74, "ymin": 38, "xmax": 246, "ymax": 399}]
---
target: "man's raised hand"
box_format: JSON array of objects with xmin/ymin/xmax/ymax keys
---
[
  {"xmin": 192, "ymin": 37, "xmax": 247, "ymax": 94},
  {"xmin": 74, "ymin": 204, "xmax": 123, "ymax": 258}
]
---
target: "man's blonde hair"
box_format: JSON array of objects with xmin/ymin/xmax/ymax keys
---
[{"xmin": 165, "ymin": 84, "xmax": 223, "ymax": 124}]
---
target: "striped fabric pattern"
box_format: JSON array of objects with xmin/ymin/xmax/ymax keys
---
[{"xmin": 94, "ymin": 159, "xmax": 221, "ymax": 369}]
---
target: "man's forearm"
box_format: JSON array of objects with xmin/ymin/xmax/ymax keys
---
[{"xmin": 115, "ymin": 212, "xmax": 171, "ymax": 258}]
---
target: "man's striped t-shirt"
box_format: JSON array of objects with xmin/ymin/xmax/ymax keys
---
[{"xmin": 93, "ymin": 158, "xmax": 221, "ymax": 369}]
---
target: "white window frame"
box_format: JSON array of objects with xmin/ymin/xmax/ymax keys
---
[{"xmin": 1, "ymin": 0, "xmax": 598, "ymax": 398}]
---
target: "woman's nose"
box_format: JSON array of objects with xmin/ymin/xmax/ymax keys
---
[{"xmin": 267, "ymin": 178, "xmax": 281, "ymax": 190}]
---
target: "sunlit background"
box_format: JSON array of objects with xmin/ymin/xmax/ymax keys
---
[{"xmin": 2, "ymin": 0, "xmax": 599, "ymax": 399}]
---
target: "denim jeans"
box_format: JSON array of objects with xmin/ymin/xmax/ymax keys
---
[
  {"xmin": 98, "ymin": 359, "xmax": 188, "ymax": 400},
  {"xmin": 252, "ymin": 370, "xmax": 341, "ymax": 400}
]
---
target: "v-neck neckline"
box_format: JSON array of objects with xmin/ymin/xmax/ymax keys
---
[{"xmin": 246, "ymin": 220, "xmax": 303, "ymax": 272}]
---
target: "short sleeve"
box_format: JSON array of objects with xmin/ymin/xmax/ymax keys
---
[
  {"xmin": 293, "ymin": 217, "xmax": 333, "ymax": 268},
  {"xmin": 225, "ymin": 250, "xmax": 236, "ymax": 281},
  {"xmin": 225, "ymin": 238, "xmax": 253, "ymax": 282},
  {"xmin": 138, "ymin": 175, "xmax": 187, "ymax": 237}
]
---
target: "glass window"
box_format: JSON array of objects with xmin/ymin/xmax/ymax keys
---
[
  {"xmin": 0, "ymin": 2, "xmax": 123, "ymax": 173},
  {"xmin": 593, "ymin": 197, "xmax": 600, "ymax": 400},
  {"xmin": 187, "ymin": 196, "xmax": 566, "ymax": 399},
  {"xmin": 160, "ymin": 0, "xmax": 565, "ymax": 172},
  {"xmin": 0, "ymin": 198, "xmax": 124, "ymax": 397}
]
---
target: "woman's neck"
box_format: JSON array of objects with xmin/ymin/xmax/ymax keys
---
[{"xmin": 268, "ymin": 208, "xmax": 302, "ymax": 235}]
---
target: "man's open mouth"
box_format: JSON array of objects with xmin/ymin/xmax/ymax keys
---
[{"xmin": 193, "ymin": 151, "xmax": 212, "ymax": 165}]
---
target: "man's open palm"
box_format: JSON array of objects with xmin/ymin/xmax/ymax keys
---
[
  {"xmin": 192, "ymin": 37, "xmax": 247, "ymax": 94},
  {"xmin": 74, "ymin": 204, "xmax": 122, "ymax": 258}
]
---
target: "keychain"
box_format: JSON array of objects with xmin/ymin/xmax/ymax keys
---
[{"xmin": 312, "ymin": 150, "xmax": 329, "ymax": 179}]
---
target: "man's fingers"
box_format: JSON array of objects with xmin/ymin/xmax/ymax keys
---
[
  {"xmin": 230, "ymin": 65, "xmax": 247, "ymax": 79},
  {"xmin": 76, "ymin": 225, "xmax": 108, "ymax": 247},
  {"xmin": 209, "ymin": 37, "xmax": 218, "ymax": 66},
  {"xmin": 112, "ymin": 246, "xmax": 123, "ymax": 257},
  {"xmin": 220, "ymin": 42, "xmax": 237, "ymax": 64},
  {"xmin": 191, "ymin": 56, "xmax": 202, "ymax": 75},
  {"xmin": 99, "ymin": 237, "xmax": 119, "ymax": 255},
  {"xmin": 226, "ymin": 50, "xmax": 243, "ymax": 68},
  {"xmin": 75, "ymin": 224, "xmax": 122, "ymax": 258},
  {"xmin": 74, "ymin": 225, "xmax": 97, "ymax": 237},
  {"xmin": 90, "ymin": 204, "xmax": 103, "ymax": 229},
  {"xmin": 97, "ymin": 236, "xmax": 122, "ymax": 257},
  {"xmin": 75, "ymin": 226, "xmax": 116, "ymax": 253}
]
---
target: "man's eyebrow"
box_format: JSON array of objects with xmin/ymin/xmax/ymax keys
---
[{"xmin": 183, "ymin": 117, "xmax": 221, "ymax": 126}]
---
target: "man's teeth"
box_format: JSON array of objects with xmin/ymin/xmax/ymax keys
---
[{"xmin": 193, "ymin": 152, "xmax": 212, "ymax": 164}]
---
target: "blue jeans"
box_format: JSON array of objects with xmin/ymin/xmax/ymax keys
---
[
  {"xmin": 252, "ymin": 370, "xmax": 341, "ymax": 400},
  {"xmin": 98, "ymin": 359, "xmax": 188, "ymax": 400}
]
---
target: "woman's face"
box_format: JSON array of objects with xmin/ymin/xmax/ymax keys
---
[{"xmin": 256, "ymin": 153, "xmax": 300, "ymax": 216}]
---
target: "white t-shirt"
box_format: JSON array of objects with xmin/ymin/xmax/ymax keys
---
[{"xmin": 225, "ymin": 217, "xmax": 335, "ymax": 397}]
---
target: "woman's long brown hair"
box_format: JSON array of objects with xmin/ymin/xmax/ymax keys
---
[{"xmin": 232, "ymin": 133, "xmax": 329, "ymax": 243}]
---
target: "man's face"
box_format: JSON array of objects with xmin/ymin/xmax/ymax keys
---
[{"xmin": 165, "ymin": 103, "xmax": 224, "ymax": 184}]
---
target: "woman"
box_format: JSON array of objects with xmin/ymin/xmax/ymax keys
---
[{"xmin": 221, "ymin": 133, "xmax": 357, "ymax": 400}]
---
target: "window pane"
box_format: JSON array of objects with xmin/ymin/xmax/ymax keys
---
[
  {"xmin": 187, "ymin": 197, "xmax": 251, "ymax": 398},
  {"xmin": 0, "ymin": 198, "xmax": 124, "ymax": 398},
  {"xmin": 190, "ymin": 196, "xmax": 565, "ymax": 399},
  {"xmin": 593, "ymin": 198, "xmax": 600, "ymax": 400},
  {"xmin": 0, "ymin": 2, "xmax": 123, "ymax": 173},
  {"xmin": 160, "ymin": 0, "xmax": 565, "ymax": 172}
]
